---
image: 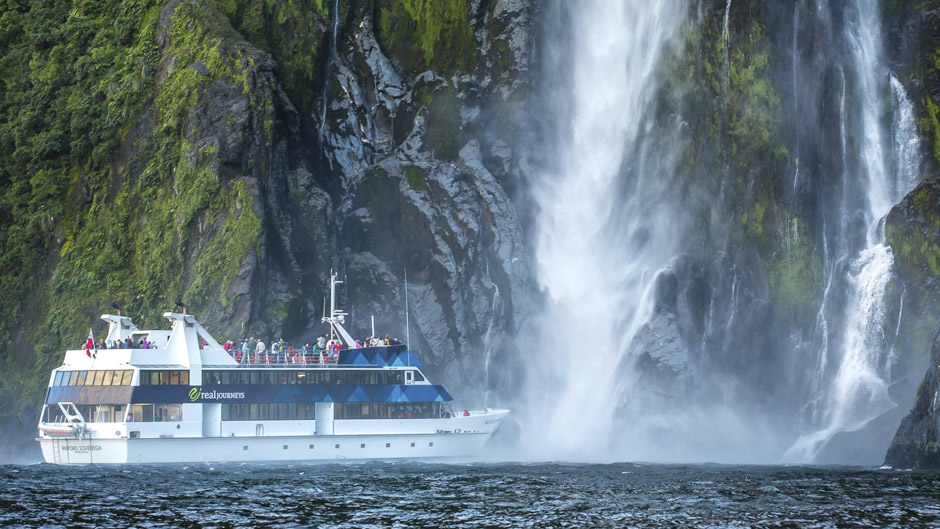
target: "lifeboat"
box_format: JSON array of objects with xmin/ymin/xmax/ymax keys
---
[{"xmin": 39, "ymin": 423, "xmax": 83, "ymax": 438}]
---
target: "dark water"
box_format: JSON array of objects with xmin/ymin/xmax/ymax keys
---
[{"xmin": 1, "ymin": 462, "xmax": 938, "ymax": 528}]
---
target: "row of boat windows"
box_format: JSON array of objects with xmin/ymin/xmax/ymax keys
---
[
  {"xmin": 53, "ymin": 369, "xmax": 425, "ymax": 387},
  {"xmin": 53, "ymin": 370, "xmax": 133, "ymax": 387},
  {"xmin": 220, "ymin": 402, "xmax": 442, "ymax": 420},
  {"xmin": 42, "ymin": 404, "xmax": 181, "ymax": 423},
  {"xmin": 138, "ymin": 370, "xmax": 191, "ymax": 386},
  {"xmin": 203, "ymin": 370, "xmax": 423, "ymax": 386},
  {"xmin": 335, "ymin": 402, "xmax": 442, "ymax": 420},
  {"xmin": 221, "ymin": 403, "xmax": 316, "ymax": 421},
  {"xmin": 43, "ymin": 402, "xmax": 442, "ymax": 423}
]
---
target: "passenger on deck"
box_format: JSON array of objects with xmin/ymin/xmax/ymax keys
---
[
  {"xmin": 463, "ymin": 409, "xmax": 470, "ymax": 416},
  {"xmin": 241, "ymin": 340, "xmax": 250, "ymax": 363},
  {"xmin": 255, "ymin": 339, "xmax": 266, "ymax": 363}
]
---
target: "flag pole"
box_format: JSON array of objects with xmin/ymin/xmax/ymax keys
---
[{"xmin": 404, "ymin": 267, "xmax": 410, "ymax": 366}]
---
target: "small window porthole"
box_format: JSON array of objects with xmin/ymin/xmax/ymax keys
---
[
  {"xmin": 429, "ymin": 442, "xmax": 434, "ymax": 447},
  {"xmin": 309, "ymin": 444, "xmax": 315, "ymax": 449},
  {"xmin": 360, "ymin": 443, "xmax": 365, "ymax": 448},
  {"xmin": 283, "ymin": 445, "xmax": 288, "ymax": 450},
  {"xmin": 410, "ymin": 442, "xmax": 415, "ymax": 447},
  {"xmin": 335, "ymin": 443, "xmax": 340, "ymax": 449},
  {"xmin": 243, "ymin": 445, "xmax": 248, "ymax": 451},
  {"xmin": 386, "ymin": 443, "xmax": 391, "ymax": 448}
]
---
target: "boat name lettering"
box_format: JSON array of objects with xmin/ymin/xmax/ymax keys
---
[
  {"xmin": 64, "ymin": 445, "xmax": 102, "ymax": 452},
  {"xmin": 189, "ymin": 387, "xmax": 246, "ymax": 401}
]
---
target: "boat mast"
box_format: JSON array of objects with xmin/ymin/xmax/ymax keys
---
[
  {"xmin": 322, "ymin": 270, "xmax": 356, "ymax": 347},
  {"xmin": 404, "ymin": 267, "xmax": 410, "ymax": 349}
]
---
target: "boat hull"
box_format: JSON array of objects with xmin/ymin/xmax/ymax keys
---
[{"xmin": 39, "ymin": 430, "xmax": 498, "ymax": 465}]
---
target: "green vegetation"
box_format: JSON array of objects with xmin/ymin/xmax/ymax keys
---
[
  {"xmin": 923, "ymin": 95, "xmax": 940, "ymax": 167},
  {"xmin": 769, "ymin": 228, "xmax": 819, "ymax": 321},
  {"xmin": 403, "ymin": 165, "xmax": 426, "ymax": 190},
  {"xmin": 222, "ymin": 0, "xmax": 328, "ymax": 110},
  {"xmin": 887, "ymin": 185, "xmax": 940, "ymax": 278},
  {"xmin": 0, "ymin": 0, "xmax": 272, "ymax": 420},
  {"xmin": 375, "ymin": 0, "xmax": 476, "ymax": 73}
]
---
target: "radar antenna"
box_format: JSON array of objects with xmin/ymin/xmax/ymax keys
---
[{"xmin": 321, "ymin": 270, "xmax": 356, "ymax": 347}]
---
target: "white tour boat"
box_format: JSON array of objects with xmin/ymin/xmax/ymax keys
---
[{"xmin": 36, "ymin": 273, "xmax": 509, "ymax": 464}]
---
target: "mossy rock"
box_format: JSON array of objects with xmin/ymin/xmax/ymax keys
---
[{"xmin": 374, "ymin": 0, "xmax": 477, "ymax": 74}]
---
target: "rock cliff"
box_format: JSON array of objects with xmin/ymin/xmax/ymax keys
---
[
  {"xmin": 0, "ymin": 0, "xmax": 536, "ymax": 458},
  {"xmin": 884, "ymin": 176, "xmax": 940, "ymax": 468},
  {"xmin": 884, "ymin": 325, "xmax": 940, "ymax": 469}
]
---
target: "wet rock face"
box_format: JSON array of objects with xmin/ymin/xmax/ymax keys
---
[
  {"xmin": 281, "ymin": 0, "xmax": 538, "ymax": 395},
  {"xmin": 885, "ymin": 325, "xmax": 940, "ymax": 469},
  {"xmin": 884, "ymin": 176, "xmax": 940, "ymax": 468},
  {"xmin": 885, "ymin": 177, "xmax": 940, "ymax": 388}
]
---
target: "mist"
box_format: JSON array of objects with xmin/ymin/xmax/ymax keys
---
[{"xmin": 509, "ymin": 0, "xmax": 925, "ymax": 464}]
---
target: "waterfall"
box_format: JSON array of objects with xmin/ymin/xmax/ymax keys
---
[
  {"xmin": 787, "ymin": 0, "xmax": 921, "ymax": 462},
  {"xmin": 890, "ymin": 76, "xmax": 921, "ymax": 199},
  {"xmin": 319, "ymin": 0, "xmax": 341, "ymax": 134},
  {"xmin": 722, "ymin": 0, "xmax": 732, "ymax": 89},
  {"xmin": 522, "ymin": 0, "xmax": 685, "ymax": 460}
]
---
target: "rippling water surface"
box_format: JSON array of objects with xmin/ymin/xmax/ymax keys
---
[{"xmin": 1, "ymin": 462, "xmax": 938, "ymax": 528}]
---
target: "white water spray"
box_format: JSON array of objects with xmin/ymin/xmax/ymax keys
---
[
  {"xmin": 788, "ymin": 0, "xmax": 921, "ymax": 462},
  {"xmin": 523, "ymin": 0, "xmax": 685, "ymax": 461}
]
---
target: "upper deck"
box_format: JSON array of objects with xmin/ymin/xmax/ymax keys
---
[{"xmin": 59, "ymin": 312, "xmax": 424, "ymax": 373}]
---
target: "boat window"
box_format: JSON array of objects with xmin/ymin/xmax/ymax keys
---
[
  {"xmin": 101, "ymin": 371, "xmax": 114, "ymax": 386},
  {"xmin": 68, "ymin": 372, "xmax": 80, "ymax": 386},
  {"xmin": 133, "ymin": 404, "xmax": 154, "ymax": 422},
  {"xmin": 76, "ymin": 371, "xmax": 87, "ymax": 385},
  {"xmin": 159, "ymin": 371, "xmax": 170, "ymax": 385},
  {"xmin": 414, "ymin": 371, "xmax": 425, "ymax": 382},
  {"xmin": 53, "ymin": 372, "xmax": 63, "ymax": 386},
  {"xmin": 152, "ymin": 404, "xmax": 181, "ymax": 422},
  {"xmin": 121, "ymin": 370, "xmax": 132, "ymax": 385},
  {"xmin": 92, "ymin": 370, "xmax": 105, "ymax": 385},
  {"xmin": 180, "ymin": 370, "xmax": 189, "ymax": 385},
  {"xmin": 250, "ymin": 371, "xmax": 263, "ymax": 385},
  {"xmin": 169, "ymin": 371, "xmax": 180, "ymax": 385},
  {"xmin": 220, "ymin": 371, "xmax": 231, "ymax": 385}
]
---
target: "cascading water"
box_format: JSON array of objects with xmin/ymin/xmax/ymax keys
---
[
  {"xmin": 521, "ymin": 0, "xmax": 923, "ymax": 464},
  {"xmin": 319, "ymin": 0, "xmax": 341, "ymax": 136},
  {"xmin": 787, "ymin": 0, "xmax": 921, "ymax": 461},
  {"xmin": 521, "ymin": 0, "xmax": 685, "ymax": 461}
]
